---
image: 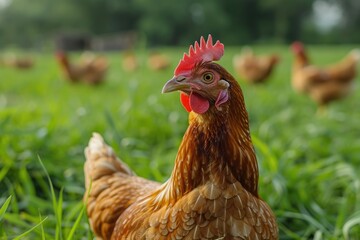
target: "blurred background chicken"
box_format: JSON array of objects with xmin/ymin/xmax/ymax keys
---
[
  {"xmin": 291, "ymin": 42, "xmax": 359, "ymax": 113},
  {"xmin": 0, "ymin": 53, "xmax": 34, "ymax": 69},
  {"xmin": 84, "ymin": 35, "xmax": 278, "ymax": 239},
  {"xmin": 55, "ymin": 51, "xmax": 108, "ymax": 85},
  {"xmin": 121, "ymin": 51, "xmax": 139, "ymax": 72},
  {"xmin": 147, "ymin": 52, "xmax": 170, "ymax": 71},
  {"xmin": 233, "ymin": 47, "xmax": 279, "ymax": 84}
]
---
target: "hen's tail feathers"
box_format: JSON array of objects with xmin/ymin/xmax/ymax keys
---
[
  {"xmin": 350, "ymin": 49, "xmax": 360, "ymax": 62},
  {"xmin": 84, "ymin": 133, "xmax": 161, "ymax": 239},
  {"xmin": 84, "ymin": 133, "xmax": 134, "ymax": 188},
  {"xmin": 84, "ymin": 133, "xmax": 136, "ymax": 239}
]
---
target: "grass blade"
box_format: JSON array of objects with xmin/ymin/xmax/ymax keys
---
[
  {"xmin": 343, "ymin": 211, "xmax": 360, "ymax": 240},
  {"xmin": 0, "ymin": 196, "xmax": 12, "ymax": 221},
  {"xmin": 0, "ymin": 164, "xmax": 11, "ymax": 183},
  {"xmin": 57, "ymin": 187, "xmax": 64, "ymax": 238},
  {"xmin": 38, "ymin": 156, "xmax": 62, "ymax": 240},
  {"xmin": 282, "ymin": 211, "xmax": 330, "ymax": 235},
  {"xmin": 104, "ymin": 109, "xmax": 123, "ymax": 144},
  {"xmin": 66, "ymin": 202, "xmax": 86, "ymax": 240},
  {"xmin": 39, "ymin": 212, "xmax": 46, "ymax": 240},
  {"xmin": 251, "ymin": 134, "xmax": 278, "ymax": 172},
  {"xmin": 13, "ymin": 216, "xmax": 48, "ymax": 240}
]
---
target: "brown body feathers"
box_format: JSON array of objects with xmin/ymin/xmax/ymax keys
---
[{"xmin": 84, "ymin": 35, "xmax": 278, "ymax": 239}]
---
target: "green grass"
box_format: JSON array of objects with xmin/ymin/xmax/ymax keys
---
[{"xmin": 0, "ymin": 45, "xmax": 360, "ymax": 239}]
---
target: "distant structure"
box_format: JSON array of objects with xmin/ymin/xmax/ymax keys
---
[
  {"xmin": 91, "ymin": 32, "xmax": 137, "ymax": 51},
  {"xmin": 55, "ymin": 31, "xmax": 137, "ymax": 51},
  {"xmin": 55, "ymin": 33, "xmax": 91, "ymax": 51}
]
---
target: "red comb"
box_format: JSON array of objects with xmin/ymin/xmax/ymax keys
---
[
  {"xmin": 291, "ymin": 41, "xmax": 304, "ymax": 52},
  {"xmin": 174, "ymin": 34, "xmax": 224, "ymax": 76}
]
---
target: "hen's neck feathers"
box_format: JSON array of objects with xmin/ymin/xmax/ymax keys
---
[
  {"xmin": 294, "ymin": 49, "xmax": 310, "ymax": 69},
  {"xmin": 58, "ymin": 55, "xmax": 72, "ymax": 73},
  {"xmin": 152, "ymin": 64, "xmax": 259, "ymax": 206}
]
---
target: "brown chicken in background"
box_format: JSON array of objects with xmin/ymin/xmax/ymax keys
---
[
  {"xmin": 122, "ymin": 51, "xmax": 139, "ymax": 72},
  {"xmin": 291, "ymin": 42, "xmax": 359, "ymax": 112},
  {"xmin": 55, "ymin": 51, "xmax": 108, "ymax": 85},
  {"xmin": 0, "ymin": 54, "xmax": 34, "ymax": 69},
  {"xmin": 147, "ymin": 52, "xmax": 171, "ymax": 71},
  {"xmin": 233, "ymin": 47, "xmax": 279, "ymax": 84},
  {"xmin": 84, "ymin": 35, "xmax": 278, "ymax": 239}
]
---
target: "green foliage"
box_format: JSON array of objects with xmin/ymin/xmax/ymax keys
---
[
  {"xmin": 1, "ymin": 0, "xmax": 360, "ymax": 48},
  {"xmin": 0, "ymin": 46, "xmax": 360, "ymax": 239},
  {"xmin": 0, "ymin": 0, "xmax": 89, "ymax": 48}
]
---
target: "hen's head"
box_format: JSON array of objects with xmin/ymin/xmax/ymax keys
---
[
  {"xmin": 55, "ymin": 51, "xmax": 68, "ymax": 65},
  {"xmin": 162, "ymin": 35, "xmax": 234, "ymax": 115},
  {"xmin": 291, "ymin": 41, "xmax": 310, "ymax": 67},
  {"xmin": 291, "ymin": 41, "xmax": 305, "ymax": 54}
]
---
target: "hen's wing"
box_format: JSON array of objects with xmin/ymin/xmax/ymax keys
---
[
  {"xmin": 292, "ymin": 65, "xmax": 329, "ymax": 93},
  {"xmin": 309, "ymin": 80, "xmax": 352, "ymax": 106},
  {"xmin": 84, "ymin": 133, "xmax": 160, "ymax": 239},
  {"xmin": 324, "ymin": 50, "xmax": 359, "ymax": 83},
  {"xmin": 112, "ymin": 180, "xmax": 278, "ymax": 239},
  {"xmin": 148, "ymin": 183, "xmax": 277, "ymax": 240}
]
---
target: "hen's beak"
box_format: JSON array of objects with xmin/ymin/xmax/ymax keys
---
[{"xmin": 162, "ymin": 76, "xmax": 189, "ymax": 93}]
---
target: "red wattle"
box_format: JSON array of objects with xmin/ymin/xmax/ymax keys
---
[
  {"xmin": 180, "ymin": 92, "xmax": 192, "ymax": 112},
  {"xmin": 189, "ymin": 92, "xmax": 209, "ymax": 114}
]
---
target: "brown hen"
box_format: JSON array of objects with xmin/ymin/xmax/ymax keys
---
[
  {"xmin": 84, "ymin": 35, "xmax": 278, "ymax": 239},
  {"xmin": 0, "ymin": 54, "xmax": 34, "ymax": 69},
  {"xmin": 291, "ymin": 42, "xmax": 359, "ymax": 111},
  {"xmin": 147, "ymin": 52, "xmax": 171, "ymax": 71},
  {"xmin": 233, "ymin": 47, "xmax": 279, "ymax": 84},
  {"xmin": 122, "ymin": 51, "xmax": 139, "ymax": 72},
  {"xmin": 55, "ymin": 51, "xmax": 108, "ymax": 85}
]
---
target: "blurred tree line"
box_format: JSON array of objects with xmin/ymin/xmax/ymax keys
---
[{"xmin": 0, "ymin": 0, "xmax": 359, "ymax": 49}]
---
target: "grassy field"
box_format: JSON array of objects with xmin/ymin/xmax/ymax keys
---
[{"xmin": 0, "ymin": 45, "xmax": 360, "ymax": 239}]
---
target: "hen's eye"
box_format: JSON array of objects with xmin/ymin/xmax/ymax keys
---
[{"xmin": 202, "ymin": 72, "xmax": 214, "ymax": 83}]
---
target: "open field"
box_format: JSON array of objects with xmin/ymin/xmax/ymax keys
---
[{"xmin": 0, "ymin": 45, "xmax": 360, "ymax": 239}]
